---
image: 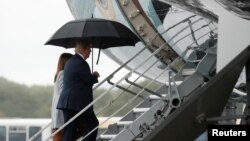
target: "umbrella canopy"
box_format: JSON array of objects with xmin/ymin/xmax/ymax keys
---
[{"xmin": 45, "ymin": 18, "xmax": 140, "ymax": 48}]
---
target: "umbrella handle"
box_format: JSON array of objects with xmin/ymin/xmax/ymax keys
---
[
  {"xmin": 96, "ymin": 49, "xmax": 101, "ymax": 65},
  {"xmin": 92, "ymin": 48, "xmax": 94, "ymax": 73}
]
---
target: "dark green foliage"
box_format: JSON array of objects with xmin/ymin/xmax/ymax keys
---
[
  {"xmin": 0, "ymin": 77, "xmax": 53, "ymax": 118},
  {"xmin": 0, "ymin": 77, "xmax": 161, "ymax": 118},
  {"xmin": 93, "ymin": 79, "xmax": 162, "ymax": 117}
]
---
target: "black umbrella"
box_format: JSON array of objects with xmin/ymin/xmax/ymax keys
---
[
  {"xmin": 45, "ymin": 18, "xmax": 140, "ymax": 48},
  {"xmin": 45, "ymin": 18, "xmax": 140, "ymax": 71}
]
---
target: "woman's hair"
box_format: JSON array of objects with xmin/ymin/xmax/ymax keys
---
[{"xmin": 54, "ymin": 53, "xmax": 73, "ymax": 82}]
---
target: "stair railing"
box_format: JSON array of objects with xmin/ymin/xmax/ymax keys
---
[
  {"xmin": 180, "ymin": 27, "xmax": 218, "ymax": 60},
  {"xmin": 95, "ymin": 58, "xmax": 164, "ymax": 118},
  {"xmin": 77, "ymin": 66, "xmax": 169, "ymax": 141},
  {"xmin": 170, "ymin": 22, "xmax": 213, "ymax": 48},
  {"xmin": 107, "ymin": 58, "xmax": 161, "ymax": 99}
]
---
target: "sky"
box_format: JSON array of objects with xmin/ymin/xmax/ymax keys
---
[
  {"xmin": 1, "ymin": 0, "xmax": 250, "ymax": 86},
  {"xmin": 0, "ymin": 0, "xmax": 119, "ymax": 86}
]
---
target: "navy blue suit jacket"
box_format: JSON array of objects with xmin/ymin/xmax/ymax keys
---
[{"xmin": 57, "ymin": 54, "xmax": 98, "ymax": 114}]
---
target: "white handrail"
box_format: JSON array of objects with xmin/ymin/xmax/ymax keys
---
[
  {"xmin": 77, "ymin": 66, "xmax": 169, "ymax": 141},
  {"xmin": 180, "ymin": 27, "xmax": 218, "ymax": 59},
  {"xmin": 95, "ymin": 58, "xmax": 162, "ymax": 117},
  {"xmin": 28, "ymin": 122, "xmax": 52, "ymax": 141},
  {"xmin": 93, "ymin": 46, "xmax": 147, "ymax": 90},
  {"xmin": 170, "ymin": 23, "xmax": 212, "ymax": 47}
]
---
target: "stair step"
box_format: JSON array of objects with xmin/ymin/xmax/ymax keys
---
[
  {"xmin": 134, "ymin": 137, "xmax": 143, "ymax": 141},
  {"xmin": 110, "ymin": 99, "xmax": 167, "ymax": 141},
  {"xmin": 182, "ymin": 68, "xmax": 196, "ymax": 76},
  {"xmin": 120, "ymin": 111, "xmax": 137, "ymax": 121},
  {"xmin": 117, "ymin": 121, "xmax": 133, "ymax": 125},
  {"xmin": 103, "ymin": 123, "xmax": 121, "ymax": 135},
  {"xmin": 133, "ymin": 108, "xmax": 150, "ymax": 113},
  {"xmin": 137, "ymin": 98, "xmax": 153, "ymax": 108},
  {"xmin": 165, "ymin": 81, "xmax": 182, "ymax": 86},
  {"xmin": 100, "ymin": 134, "xmax": 116, "ymax": 139},
  {"xmin": 149, "ymin": 94, "xmax": 167, "ymax": 100}
]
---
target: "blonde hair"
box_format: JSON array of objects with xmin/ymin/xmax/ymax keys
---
[{"xmin": 54, "ymin": 53, "xmax": 73, "ymax": 82}]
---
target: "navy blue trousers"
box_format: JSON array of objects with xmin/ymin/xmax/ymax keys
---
[{"xmin": 62, "ymin": 110, "xmax": 99, "ymax": 141}]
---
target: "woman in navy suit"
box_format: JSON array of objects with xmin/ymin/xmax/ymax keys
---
[{"xmin": 57, "ymin": 40, "xmax": 100, "ymax": 141}]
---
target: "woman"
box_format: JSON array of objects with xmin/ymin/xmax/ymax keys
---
[{"xmin": 51, "ymin": 53, "xmax": 73, "ymax": 141}]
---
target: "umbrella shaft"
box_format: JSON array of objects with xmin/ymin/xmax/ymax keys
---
[{"xmin": 92, "ymin": 48, "xmax": 94, "ymax": 73}]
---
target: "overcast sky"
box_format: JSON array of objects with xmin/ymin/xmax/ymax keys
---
[
  {"xmin": 1, "ymin": 0, "xmax": 250, "ymax": 86},
  {"xmin": 0, "ymin": 0, "xmax": 119, "ymax": 86}
]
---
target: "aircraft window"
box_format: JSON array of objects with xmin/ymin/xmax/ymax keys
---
[
  {"xmin": 29, "ymin": 126, "xmax": 41, "ymax": 141},
  {"xmin": 0, "ymin": 126, "xmax": 6, "ymax": 141},
  {"xmin": 9, "ymin": 126, "xmax": 26, "ymax": 141}
]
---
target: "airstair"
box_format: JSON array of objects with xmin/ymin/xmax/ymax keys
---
[{"xmin": 28, "ymin": 2, "xmax": 249, "ymax": 141}]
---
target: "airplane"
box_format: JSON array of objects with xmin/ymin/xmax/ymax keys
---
[{"xmin": 27, "ymin": 0, "xmax": 250, "ymax": 141}]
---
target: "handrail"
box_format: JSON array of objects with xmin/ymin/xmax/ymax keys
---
[
  {"xmin": 188, "ymin": 28, "xmax": 218, "ymax": 48},
  {"xmin": 77, "ymin": 66, "xmax": 169, "ymax": 141},
  {"xmin": 170, "ymin": 24, "xmax": 211, "ymax": 48},
  {"xmin": 107, "ymin": 79, "xmax": 145, "ymax": 99},
  {"xmin": 166, "ymin": 18, "xmax": 204, "ymax": 45},
  {"xmin": 187, "ymin": 19, "xmax": 199, "ymax": 46},
  {"xmin": 180, "ymin": 27, "xmax": 218, "ymax": 59},
  {"xmin": 125, "ymin": 78, "xmax": 162, "ymax": 97},
  {"xmin": 92, "ymin": 16, "xmax": 202, "ymax": 92},
  {"xmin": 95, "ymin": 57, "xmax": 163, "ymax": 117},
  {"xmin": 163, "ymin": 15, "xmax": 197, "ymax": 35},
  {"xmin": 233, "ymin": 88, "xmax": 247, "ymax": 96},
  {"xmin": 95, "ymin": 83, "xmax": 164, "ymax": 118},
  {"xmin": 93, "ymin": 46, "xmax": 147, "ymax": 90},
  {"xmin": 107, "ymin": 57, "xmax": 161, "ymax": 99},
  {"xmin": 151, "ymin": 15, "xmax": 197, "ymax": 42},
  {"xmin": 28, "ymin": 122, "xmax": 52, "ymax": 141}
]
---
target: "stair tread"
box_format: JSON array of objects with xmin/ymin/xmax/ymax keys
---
[
  {"xmin": 117, "ymin": 121, "xmax": 133, "ymax": 125},
  {"xmin": 165, "ymin": 81, "xmax": 182, "ymax": 86},
  {"xmin": 100, "ymin": 134, "xmax": 116, "ymax": 139},
  {"xmin": 149, "ymin": 94, "xmax": 167, "ymax": 99},
  {"xmin": 133, "ymin": 108, "xmax": 150, "ymax": 113}
]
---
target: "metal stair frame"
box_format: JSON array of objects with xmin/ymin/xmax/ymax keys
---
[{"xmin": 143, "ymin": 45, "xmax": 250, "ymax": 141}]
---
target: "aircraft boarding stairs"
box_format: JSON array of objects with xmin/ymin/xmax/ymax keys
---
[
  {"xmin": 96, "ymin": 50, "xmax": 215, "ymax": 141},
  {"xmin": 95, "ymin": 39, "xmax": 248, "ymax": 141},
  {"xmin": 28, "ymin": 15, "xmax": 229, "ymax": 141},
  {"xmin": 94, "ymin": 16, "xmax": 218, "ymax": 141}
]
